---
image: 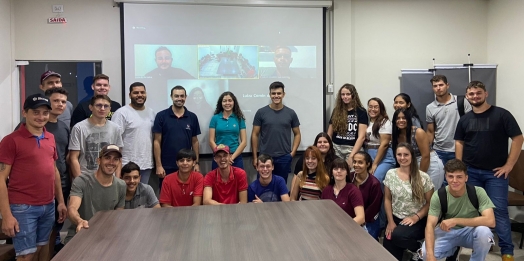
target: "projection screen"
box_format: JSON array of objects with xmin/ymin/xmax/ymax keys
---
[{"xmin": 123, "ymin": 3, "xmax": 325, "ymax": 154}]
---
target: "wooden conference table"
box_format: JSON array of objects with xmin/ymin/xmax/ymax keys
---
[{"xmin": 52, "ymin": 200, "xmax": 395, "ymax": 261}]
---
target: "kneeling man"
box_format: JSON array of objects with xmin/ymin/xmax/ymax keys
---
[
  {"xmin": 203, "ymin": 144, "xmax": 247, "ymax": 205},
  {"xmin": 65, "ymin": 144, "xmax": 126, "ymax": 244},
  {"xmin": 248, "ymin": 154, "xmax": 290, "ymax": 203},
  {"xmin": 422, "ymin": 159, "xmax": 495, "ymax": 261}
]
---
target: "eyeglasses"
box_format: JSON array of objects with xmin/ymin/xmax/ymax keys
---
[
  {"xmin": 275, "ymin": 54, "xmax": 291, "ymax": 59},
  {"xmin": 94, "ymin": 104, "xmax": 110, "ymax": 109}
]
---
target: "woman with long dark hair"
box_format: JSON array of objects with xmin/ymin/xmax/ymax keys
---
[
  {"xmin": 393, "ymin": 93, "xmax": 423, "ymax": 129},
  {"xmin": 328, "ymin": 84, "xmax": 368, "ymax": 167},
  {"xmin": 351, "ymin": 151, "xmax": 383, "ymax": 240},
  {"xmin": 391, "ymin": 109, "xmax": 444, "ymax": 189},
  {"xmin": 383, "ymin": 143, "xmax": 434, "ymax": 260},
  {"xmin": 209, "ymin": 91, "xmax": 247, "ymax": 169},
  {"xmin": 290, "ymin": 146, "xmax": 330, "ymax": 201},
  {"xmin": 322, "ymin": 158, "xmax": 365, "ymax": 226}
]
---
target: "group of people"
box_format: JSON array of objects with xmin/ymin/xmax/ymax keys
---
[{"xmin": 0, "ymin": 71, "xmax": 521, "ymax": 261}]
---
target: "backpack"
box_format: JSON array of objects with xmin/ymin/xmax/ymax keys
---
[
  {"xmin": 457, "ymin": 95, "xmax": 466, "ymax": 117},
  {"xmin": 437, "ymin": 184, "xmax": 478, "ymax": 224}
]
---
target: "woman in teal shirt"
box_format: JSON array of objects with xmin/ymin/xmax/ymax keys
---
[{"xmin": 209, "ymin": 91, "xmax": 247, "ymax": 169}]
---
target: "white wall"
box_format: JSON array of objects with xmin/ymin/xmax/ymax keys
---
[
  {"xmin": 0, "ymin": 0, "xmax": 15, "ymax": 138},
  {"xmin": 334, "ymin": 0, "xmax": 488, "ymax": 111},
  {"xmin": 14, "ymin": 0, "xmax": 121, "ymax": 104},
  {"xmin": 487, "ymin": 0, "xmax": 524, "ymax": 222}
]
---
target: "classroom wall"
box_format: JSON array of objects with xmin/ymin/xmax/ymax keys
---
[
  {"xmin": 487, "ymin": 0, "xmax": 524, "ymax": 222},
  {"xmin": 13, "ymin": 0, "xmax": 121, "ymax": 104},
  {"xmin": 0, "ymin": 0, "xmax": 15, "ymax": 139},
  {"xmin": 334, "ymin": 0, "xmax": 489, "ymax": 112}
]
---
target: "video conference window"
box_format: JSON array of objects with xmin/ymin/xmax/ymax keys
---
[
  {"xmin": 259, "ymin": 46, "xmax": 317, "ymax": 79},
  {"xmin": 198, "ymin": 45, "xmax": 259, "ymax": 79},
  {"xmin": 135, "ymin": 45, "xmax": 198, "ymax": 79}
]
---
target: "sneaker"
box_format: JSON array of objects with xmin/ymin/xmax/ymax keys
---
[{"xmin": 502, "ymin": 254, "xmax": 514, "ymax": 261}]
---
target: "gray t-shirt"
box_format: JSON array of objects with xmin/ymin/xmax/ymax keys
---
[
  {"xmin": 124, "ymin": 182, "xmax": 159, "ymax": 209},
  {"xmin": 426, "ymin": 94, "xmax": 472, "ymax": 152},
  {"xmin": 253, "ymin": 105, "xmax": 300, "ymax": 157},
  {"xmin": 111, "ymin": 105, "xmax": 155, "ymax": 169},
  {"xmin": 57, "ymin": 101, "xmax": 74, "ymax": 127},
  {"xmin": 45, "ymin": 120, "xmax": 70, "ymax": 189},
  {"xmin": 65, "ymin": 173, "xmax": 126, "ymax": 244},
  {"xmin": 69, "ymin": 119, "xmax": 124, "ymax": 176}
]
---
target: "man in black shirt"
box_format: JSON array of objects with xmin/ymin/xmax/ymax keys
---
[
  {"xmin": 70, "ymin": 74, "xmax": 121, "ymax": 128},
  {"xmin": 454, "ymin": 81, "xmax": 523, "ymax": 261}
]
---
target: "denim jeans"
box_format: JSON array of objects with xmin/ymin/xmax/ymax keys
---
[
  {"xmin": 467, "ymin": 166, "xmax": 513, "ymax": 255},
  {"xmin": 10, "ymin": 201, "xmax": 55, "ymax": 256},
  {"xmin": 212, "ymin": 155, "xmax": 244, "ymax": 170},
  {"xmin": 272, "ymin": 154, "xmax": 293, "ymax": 184},
  {"xmin": 416, "ymin": 151, "xmax": 444, "ymax": 190},
  {"xmin": 140, "ymin": 169, "xmax": 152, "ymax": 184},
  {"xmin": 421, "ymin": 226, "xmax": 494, "ymax": 261},
  {"xmin": 366, "ymin": 147, "xmax": 396, "ymax": 184},
  {"xmin": 365, "ymin": 217, "xmax": 381, "ymax": 240},
  {"xmin": 435, "ymin": 150, "xmax": 456, "ymax": 186}
]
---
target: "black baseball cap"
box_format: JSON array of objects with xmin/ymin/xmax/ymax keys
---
[{"xmin": 23, "ymin": 93, "xmax": 51, "ymax": 110}]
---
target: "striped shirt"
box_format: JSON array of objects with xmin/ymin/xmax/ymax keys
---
[{"xmin": 299, "ymin": 172, "xmax": 322, "ymax": 200}]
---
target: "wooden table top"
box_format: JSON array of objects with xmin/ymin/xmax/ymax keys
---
[{"xmin": 52, "ymin": 200, "xmax": 395, "ymax": 261}]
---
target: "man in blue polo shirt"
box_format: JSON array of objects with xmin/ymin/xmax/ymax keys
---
[{"xmin": 153, "ymin": 85, "xmax": 201, "ymax": 189}]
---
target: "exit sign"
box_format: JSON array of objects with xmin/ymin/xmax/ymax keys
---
[{"xmin": 48, "ymin": 17, "xmax": 67, "ymax": 24}]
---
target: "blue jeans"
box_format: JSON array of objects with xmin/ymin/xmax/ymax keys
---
[
  {"xmin": 10, "ymin": 201, "xmax": 55, "ymax": 256},
  {"xmin": 467, "ymin": 166, "xmax": 513, "ymax": 255},
  {"xmin": 272, "ymin": 154, "xmax": 293, "ymax": 184},
  {"xmin": 212, "ymin": 155, "xmax": 244, "ymax": 170},
  {"xmin": 435, "ymin": 150, "xmax": 455, "ymax": 186},
  {"xmin": 365, "ymin": 217, "xmax": 381, "ymax": 240},
  {"xmin": 140, "ymin": 169, "xmax": 152, "ymax": 184},
  {"xmin": 366, "ymin": 148, "xmax": 396, "ymax": 184},
  {"xmin": 421, "ymin": 226, "xmax": 494, "ymax": 261},
  {"xmin": 366, "ymin": 147, "xmax": 395, "ymax": 230},
  {"xmin": 416, "ymin": 151, "xmax": 444, "ymax": 190}
]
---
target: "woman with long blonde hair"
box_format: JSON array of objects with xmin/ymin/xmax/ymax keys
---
[
  {"xmin": 327, "ymin": 84, "xmax": 368, "ymax": 167},
  {"xmin": 290, "ymin": 146, "xmax": 330, "ymax": 201}
]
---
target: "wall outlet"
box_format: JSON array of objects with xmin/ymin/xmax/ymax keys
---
[{"xmin": 327, "ymin": 84, "xmax": 334, "ymax": 93}]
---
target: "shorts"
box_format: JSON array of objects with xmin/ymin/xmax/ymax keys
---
[{"xmin": 10, "ymin": 201, "xmax": 55, "ymax": 256}]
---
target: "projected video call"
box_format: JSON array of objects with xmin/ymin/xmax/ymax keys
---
[{"xmin": 198, "ymin": 45, "xmax": 258, "ymax": 79}]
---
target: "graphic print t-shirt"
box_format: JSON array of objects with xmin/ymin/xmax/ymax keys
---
[
  {"xmin": 331, "ymin": 107, "xmax": 368, "ymax": 146},
  {"xmin": 69, "ymin": 119, "xmax": 123, "ymax": 176}
]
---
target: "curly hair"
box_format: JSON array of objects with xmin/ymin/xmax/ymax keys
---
[
  {"xmin": 214, "ymin": 91, "xmax": 245, "ymax": 120},
  {"xmin": 331, "ymin": 84, "xmax": 364, "ymax": 134}
]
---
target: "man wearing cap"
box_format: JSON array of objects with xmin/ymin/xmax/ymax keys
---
[
  {"xmin": 203, "ymin": 144, "xmax": 248, "ymax": 205},
  {"xmin": 0, "ymin": 94, "xmax": 67, "ymax": 260},
  {"xmin": 70, "ymin": 73, "xmax": 121, "ymax": 128},
  {"xmin": 69, "ymin": 95, "xmax": 124, "ymax": 178},
  {"xmin": 65, "ymin": 144, "xmax": 126, "ymax": 244},
  {"xmin": 40, "ymin": 70, "xmax": 74, "ymax": 126}
]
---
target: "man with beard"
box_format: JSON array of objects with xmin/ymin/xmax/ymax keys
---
[
  {"xmin": 112, "ymin": 82, "xmax": 156, "ymax": 184},
  {"xmin": 455, "ymin": 81, "xmax": 523, "ymax": 261},
  {"xmin": 65, "ymin": 144, "xmax": 126, "ymax": 244},
  {"xmin": 248, "ymin": 154, "xmax": 290, "ymax": 203},
  {"xmin": 203, "ymin": 144, "xmax": 248, "ymax": 205},
  {"xmin": 145, "ymin": 46, "xmax": 194, "ymax": 79},
  {"xmin": 153, "ymin": 86, "xmax": 200, "ymax": 189},
  {"xmin": 426, "ymin": 75, "xmax": 471, "ymax": 168},
  {"xmin": 70, "ymin": 74, "xmax": 121, "ymax": 128}
]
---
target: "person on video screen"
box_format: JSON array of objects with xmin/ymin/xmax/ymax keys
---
[
  {"xmin": 145, "ymin": 46, "xmax": 195, "ymax": 79},
  {"xmin": 261, "ymin": 46, "xmax": 301, "ymax": 79}
]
